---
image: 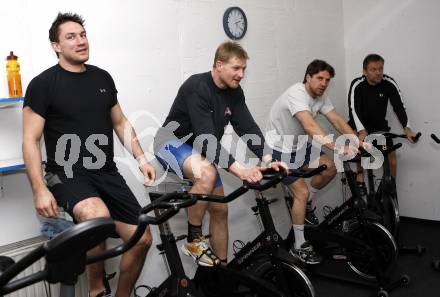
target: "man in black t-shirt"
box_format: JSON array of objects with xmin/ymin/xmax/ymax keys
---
[
  {"xmin": 347, "ymin": 54, "xmax": 417, "ymax": 183},
  {"xmin": 154, "ymin": 42, "xmax": 286, "ymax": 267},
  {"xmin": 23, "ymin": 13, "xmax": 155, "ymax": 297}
]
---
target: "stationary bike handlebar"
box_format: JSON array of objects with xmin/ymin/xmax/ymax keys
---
[
  {"xmin": 190, "ymin": 165, "xmax": 327, "ymax": 203},
  {"xmin": 0, "ymin": 193, "xmax": 196, "ymax": 295},
  {"xmin": 382, "ymin": 131, "xmax": 422, "ymax": 143},
  {"xmin": 431, "ymin": 133, "xmax": 440, "ymax": 144},
  {"xmin": 385, "ymin": 142, "xmax": 404, "ymax": 154},
  {"xmin": 347, "ymin": 143, "xmax": 402, "ymax": 163},
  {"xmin": 253, "ymin": 165, "xmax": 328, "ymax": 186},
  {"xmin": 371, "ymin": 142, "xmax": 403, "ymax": 155}
]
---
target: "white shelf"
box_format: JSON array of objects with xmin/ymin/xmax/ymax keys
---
[
  {"xmin": 0, "ymin": 158, "xmax": 26, "ymax": 172},
  {"xmin": 1, "ymin": 98, "xmax": 25, "ymax": 172}
]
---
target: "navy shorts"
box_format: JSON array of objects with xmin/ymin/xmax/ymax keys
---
[
  {"xmin": 272, "ymin": 143, "xmax": 324, "ymax": 186},
  {"xmin": 155, "ymin": 140, "xmax": 223, "ymax": 188},
  {"xmin": 44, "ymin": 170, "xmax": 141, "ymax": 225}
]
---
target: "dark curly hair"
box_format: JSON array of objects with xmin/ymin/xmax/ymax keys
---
[{"xmin": 49, "ymin": 12, "xmax": 85, "ymax": 43}]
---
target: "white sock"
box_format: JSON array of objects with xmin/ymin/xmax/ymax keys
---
[
  {"xmin": 293, "ymin": 224, "xmax": 306, "ymax": 249},
  {"xmin": 308, "ymin": 186, "xmax": 319, "ymax": 203}
]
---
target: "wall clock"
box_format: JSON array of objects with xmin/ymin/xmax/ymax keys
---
[{"xmin": 223, "ymin": 7, "xmax": 247, "ymax": 40}]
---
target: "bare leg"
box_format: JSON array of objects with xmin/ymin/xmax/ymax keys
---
[
  {"xmin": 73, "ymin": 197, "xmax": 110, "ymax": 297},
  {"xmin": 181, "ymin": 155, "xmax": 224, "ymax": 266},
  {"xmin": 208, "ymin": 186, "xmax": 228, "ymax": 261},
  {"xmin": 287, "ymin": 179, "xmax": 309, "ymax": 225},
  {"xmin": 389, "ymin": 150, "xmax": 397, "ymax": 178},
  {"xmin": 183, "ymin": 155, "xmax": 218, "ymax": 226},
  {"xmin": 113, "ymin": 222, "xmax": 152, "ymax": 297},
  {"xmin": 86, "ymin": 242, "xmax": 106, "ymax": 296},
  {"xmin": 356, "ymin": 162, "xmax": 364, "ymax": 183},
  {"xmin": 309, "ymin": 155, "xmax": 337, "ymax": 190}
]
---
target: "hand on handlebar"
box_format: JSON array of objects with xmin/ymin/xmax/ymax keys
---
[
  {"xmin": 358, "ymin": 129, "xmax": 368, "ymax": 142},
  {"xmin": 231, "ymin": 160, "xmax": 289, "ymax": 183},
  {"xmin": 359, "ymin": 140, "xmax": 373, "ymax": 151},
  {"xmin": 229, "ymin": 162, "xmax": 264, "ymax": 183},
  {"xmin": 404, "ymin": 127, "xmax": 417, "ymax": 144},
  {"xmin": 34, "ymin": 187, "xmax": 59, "ymax": 218},
  {"xmin": 336, "ymin": 144, "xmax": 358, "ymax": 157},
  {"xmin": 265, "ymin": 161, "xmax": 289, "ymax": 174}
]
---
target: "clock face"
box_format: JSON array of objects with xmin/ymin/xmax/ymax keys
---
[{"xmin": 223, "ymin": 7, "xmax": 247, "ymax": 40}]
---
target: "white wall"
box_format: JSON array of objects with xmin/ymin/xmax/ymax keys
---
[
  {"xmin": 0, "ymin": 0, "xmax": 347, "ymax": 290},
  {"xmin": 342, "ymin": 0, "xmax": 440, "ymax": 220}
]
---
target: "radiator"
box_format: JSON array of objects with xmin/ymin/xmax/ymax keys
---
[{"xmin": 0, "ymin": 236, "xmax": 88, "ymax": 297}]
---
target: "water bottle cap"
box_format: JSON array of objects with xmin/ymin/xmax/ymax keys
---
[{"xmin": 6, "ymin": 51, "xmax": 18, "ymax": 60}]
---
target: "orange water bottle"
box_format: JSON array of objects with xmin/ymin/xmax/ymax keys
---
[{"xmin": 6, "ymin": 51, "xmax": 23, "ymax": 97}]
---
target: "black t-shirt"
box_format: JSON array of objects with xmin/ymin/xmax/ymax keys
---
[
  {"xmin": 154, "ymin": 72, "xmax": 266, "ymax": 168},
  {"xmin": 24, "ymin": 64, "xmax": 118, "ymax": 172},
  {"xmin": 347, "ymin": 74, "xmax": 409, "ymax": 133}
]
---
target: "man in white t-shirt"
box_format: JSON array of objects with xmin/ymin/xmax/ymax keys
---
[{"xmin": 266, "ymin": 59, "xmax": 359, "ymax": 264}]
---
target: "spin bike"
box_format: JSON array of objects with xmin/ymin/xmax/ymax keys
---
[
  {"xmin": 145, "ymin": 167, "xmax": 327, "ymax": 297},
  {"xmin": 363, "ymin": 132, "xmax": 424, "ymax": 255},
  {"xmin": 145, "ymin": 185, "xmax": 286, "ymax": 297},
  {"xmin": 0, "ymin": 191, "xmax": 197, "ymax": 297},
  {"xmin": 283, "ymin": 150, "xmax": 409, "ymax": 297},
  {"xmin": 225, "ymin": 166, "xmax": 327, "ymax": 297}
]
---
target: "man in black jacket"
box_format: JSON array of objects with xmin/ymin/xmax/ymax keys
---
[
  {"xmin": 154, "ymin": 41, "xmax": 286, "ymax": 266},
  {"xmin": 347, "ymin": 54, "xmax": 416, "ymax": 183}
]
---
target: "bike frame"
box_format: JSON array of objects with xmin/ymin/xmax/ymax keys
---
[
  {"xmin": 228, "ymin": 190, "xmax": 314, "ymax": 296},
  {"xmin": 283, "ymin": 157, "xmax": 404, "ymax": 295},
  {"xmin": 147, "ymin": 191, "xmax": 285, "ymax": 297}
]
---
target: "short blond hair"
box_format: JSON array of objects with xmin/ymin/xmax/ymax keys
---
[{"xmin": 213, "ymin": 41, "xmax": 249, "ymax": 68}]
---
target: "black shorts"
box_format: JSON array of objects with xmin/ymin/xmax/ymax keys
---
[
  {"xmin": 272, "ymin": 143, "xmax": 324, "ymax": 186},
  {"xmin": 44, "ymin": 170, "xmax": 141, "ymax": 225}
]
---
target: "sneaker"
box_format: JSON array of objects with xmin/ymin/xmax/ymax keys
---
[
  {"xmin": 290, "ymin": 241, "xmax": 323, "ymax": 265},
  {"xmin": 305, "ymin": 201, "xmax": 319, "ymax": 225},
  {"xmin": 181, "ymin": 236, "xmax": 221, "ymax": 267}
]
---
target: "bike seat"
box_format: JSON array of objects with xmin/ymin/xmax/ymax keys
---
[{"xmin": 45, "ymin": 217, "xmax": 115, "ymax": 261}]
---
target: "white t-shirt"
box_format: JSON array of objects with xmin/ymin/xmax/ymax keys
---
[{"xmin": 265, "ymin": 82, "xmax": 334, "ymax": 152}]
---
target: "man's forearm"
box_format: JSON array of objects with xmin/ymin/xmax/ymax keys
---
[
  {"xmin": 304, "ymin": 123, "xmax": 336, "ymax": 151},
  {"xmin": 326, "ymin": 114, "xmax": 349, "ymax": 135},
  {"xmin": 338, "ymin": 119, "xmax": 357, "ymax": 135},
  {"xmin": 114, "ymin": 119, "xmax": 146, "ymax": 161},
  {"xmin": 23, "ymin": 141, "xmax": 46, "ymax": 193}
]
